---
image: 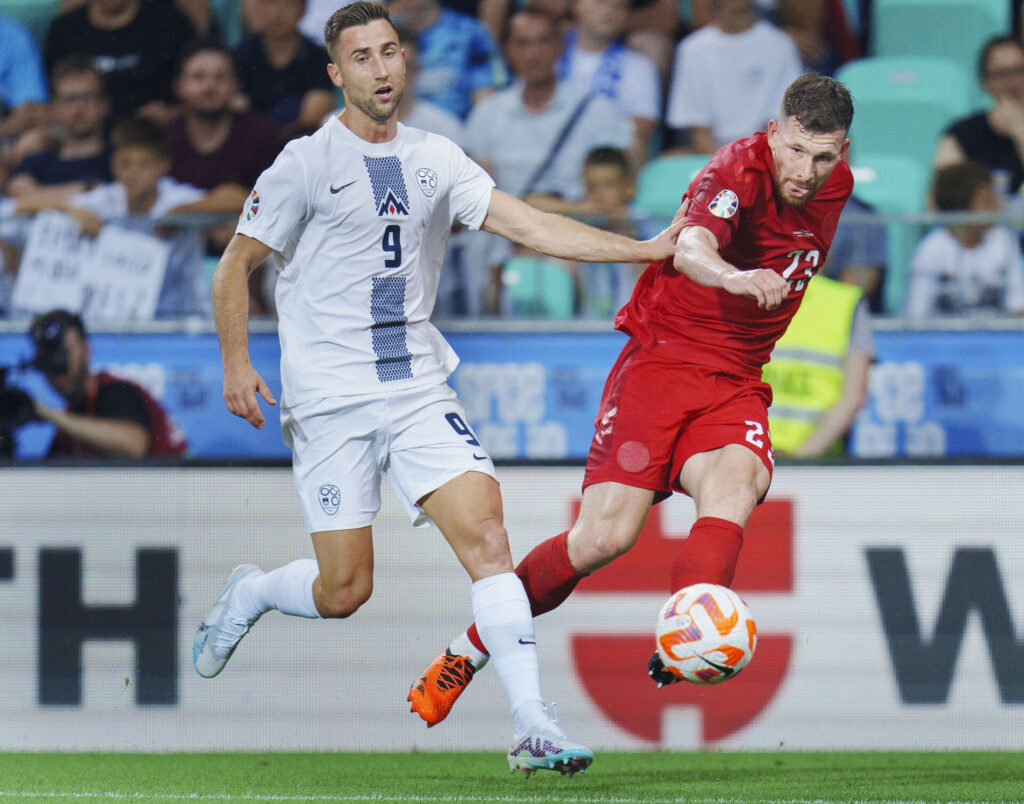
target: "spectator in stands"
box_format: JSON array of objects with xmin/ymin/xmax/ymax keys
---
[
  {"xmin": 16, "ymin": 116, "xmax": 247, "ymax": 317},
  {"xmin": 0, "ymin": 12, "xmax": 49, "ymax": 145},
  {"xmin": 763, "ymin": 274, "xmax": 874, "ymax": 457},
  {"xmin": 665, "ymin": 0, "xmax": 801, "ymax": 154},
  {"xmin": 461, "ymin": 5, "xmax": 632, "ymax": 313},
  {"xmin": 621, "ymin": 0, "xmax": 678, "ymax": 81},
  {"xmin": 234, "ymin": 0, "xmax": 337, "ymax": 138},
  {"xmin": 465, "ymin": 5, "xmax": 632, "ymax": 201},
  {"xmin": 22, "ymin": 308, "xmax": 187, "ymax": 457},
  {"xmin": 7, "ymin": 57, "xmax": 113, "ymax": 200},
  {"xmin": 688, "ymin": 0, "xmax": 858, "ymax": 75},
  {"xmin": 821, "ymin": 194, "xmax": 887, "ymax": 314},
  {"xmin": 44, "ymin": 0, "xmax": 198, "ymax": 124},
  {"xmin": 387, "ymin": 0, "xmax": 508, "ymax": 120},
  {"xmin": 935, "ymin": 36, "xmax": 1024, "ymax": 199},
  {"xmin": 166, "ymin": 41, "xmax": 282, "ymax": 192},
  {"xmin": 570, "ymin": 146, "xmax": 657, "ymax": 317},
  {"xmin": 59, "ymin": 0, "xmax": 214, "ymax": 38},
  {"xmin": 907, "ymin": 161, "xmax": 1024, "ymax": 318},
  {"xmin": 558, "ymin": 0, "xmax": 661, "ymax": 164}
]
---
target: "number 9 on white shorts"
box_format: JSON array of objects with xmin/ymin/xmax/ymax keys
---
[{"xmin": 282, "ymin": 381, "xmax": 496, "ymax": 533}]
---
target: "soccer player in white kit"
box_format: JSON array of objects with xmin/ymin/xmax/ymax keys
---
[{"xmin": 192, "ymin": 1, "xmax": 681, "ymax": 775}]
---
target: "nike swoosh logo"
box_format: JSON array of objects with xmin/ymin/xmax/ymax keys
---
[
  {"xmin": 330, "ymin": 180, "xmax": 357, "ymax": 194},
  {"xmin": 696, "ymin": 653, "xmax": 736, "ymax": 677},
  {"xmin": 472, "ymin": 453, "xmax": 488, "ymax": 461},
  {"xmin": 518, "ymin": 638, "xmax": 536, "ymax": 645}
]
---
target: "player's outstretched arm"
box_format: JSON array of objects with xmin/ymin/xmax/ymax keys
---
[
  {"xmin": 674, "ymin": 225, "xmax": 790, "ymax": 310},
  {"xmin": 212, "ymin": 233, "xmax": 276, "ymax": 429},
  {"xmin": 480, "ymin": 188, "xmax": 683, "ymax": 264}
]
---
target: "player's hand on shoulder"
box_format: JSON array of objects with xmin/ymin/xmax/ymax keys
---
[
  {"xmin": 723, "ymin": 268, "xmax": 789, "ymax": 310},
  {"xmin": 646, "ymin": 198, "xmax": 690, "ymax": 261},
  {"xmin": 223, "ymin": 364, "xmax": 276, "ymax": 429}
]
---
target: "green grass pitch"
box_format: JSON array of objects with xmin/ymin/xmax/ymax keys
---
[{"xmin": 0, "ymin": 752, "xmax": 1021, "ymax": 803}]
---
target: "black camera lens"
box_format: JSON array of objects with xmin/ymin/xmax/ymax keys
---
[{"xmin": 29, "ymin": 315, "xmax": 70, "ymax": 375}]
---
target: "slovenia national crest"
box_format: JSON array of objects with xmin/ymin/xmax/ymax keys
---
[
  {"xmin": 364, "ymin": 155, "xmax": 410, "ymax": 216},
  {"xmin": 318, "ymin": 484, "xmax": 340, "ymax": 516}
]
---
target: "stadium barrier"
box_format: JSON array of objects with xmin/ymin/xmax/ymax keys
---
[
  {"xmin": 1, "ymin": 464, "xmax": 1022, "ymax": 752},
  {"xmin": 2, "ymin": 319, "xmax": 1024, "ymax": 459}
]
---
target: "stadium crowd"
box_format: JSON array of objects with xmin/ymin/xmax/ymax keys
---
[{"xmin": 1, "ymin": 0, "xmax": 1023, "ymax": 324}]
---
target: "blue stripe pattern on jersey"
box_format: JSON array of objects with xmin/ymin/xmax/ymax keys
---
[
  {"xmin": 364, "ymin": 155, "xmax": 410, "ymax": 216},
  {"xmin": 370, "ymin": 276, "xmax": 413, "ymax": 382}
]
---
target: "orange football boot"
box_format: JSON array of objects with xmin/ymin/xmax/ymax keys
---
[{"xmin": 408, "ymin": 648, "xmax": 477, "ymax": 726}]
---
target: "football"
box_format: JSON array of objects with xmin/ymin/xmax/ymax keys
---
[{"xmin": 655, "ymin": 583, "xmax": 757, "ymax": 685}]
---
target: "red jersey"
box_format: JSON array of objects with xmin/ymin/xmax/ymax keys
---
[{"xmin": 616, "ymin": 132, "xmax": 854, "ymax": 380}]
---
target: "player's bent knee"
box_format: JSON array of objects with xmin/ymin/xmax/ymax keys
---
[
  {"xmin": 571, "ymin": 524, "xmax": 637, "ymax": 573},
  {"xmin": 461, "ymin": 520, "xmax": 514, "ymax": 577},
  {"xmin": 317, "ymin": 578, "xmax": 373, "ymax": 619}
]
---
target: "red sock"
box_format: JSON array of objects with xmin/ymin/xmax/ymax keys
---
[
  {"xmin": 467, "ymin": 531, "xmax": 584, "ymax": 654},
  {"xmin": 669, "ymin": 516, "xmax": 744, "ymax": 592}
]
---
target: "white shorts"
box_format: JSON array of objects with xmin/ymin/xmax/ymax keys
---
[{"xmin": 281, "ymin": 382, "xmax": 497, "ymax": 533}]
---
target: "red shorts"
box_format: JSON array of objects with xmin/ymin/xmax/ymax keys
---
[{"xmin": 583, "ymin": 338, "xmax": 775, "ymax": 501}]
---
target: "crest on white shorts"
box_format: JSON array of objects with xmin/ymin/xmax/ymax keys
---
[
  {"xmin": 318, "ymin": 484, "xmax": 340, "ymax": 516},
  {"xmin": 709, "ymin": 189, "xmax": 739, "ymax": 218}
]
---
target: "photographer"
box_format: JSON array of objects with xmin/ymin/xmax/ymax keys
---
[{"xmin": 12, "ymin": 310, "xmax": 187, "ymax": 458}]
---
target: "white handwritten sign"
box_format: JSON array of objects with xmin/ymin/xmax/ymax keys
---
[
  {"xmin": 80, "ymin": 226, "xmax": 170, "ymax": 321},
  {"xmin": 10, "ymin": 214, "xmax": 170, "ymax": 321},
  {"xmin": 10, "ymin": 211, "xmax": 86, "ymax": 313}
]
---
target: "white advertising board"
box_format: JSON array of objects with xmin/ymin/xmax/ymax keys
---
[{"xmin": 0, "ymin": 466, "xmax": 1021, "ymax": 752}]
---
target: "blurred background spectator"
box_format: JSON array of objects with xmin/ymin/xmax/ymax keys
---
[
  {"xmin": 7, "ymin": 56, "xmax": 113, "ymax": 201},
  {"xmin": 0, "ymin": 12, "xmax": 49, "ymax": 155},
  {"xmin": 688, "ymin": 0, "xmax": 859, "ymax": 75},
  {"xmin": 14, "ymin": 116, "xmax": 245, "ymax": 318},
  {"xmin": 764, "ymin": 274, "xmax": 874, "ymax": 457},
  {"xmin": 166, "ymin": 41, "xmax": 282, "ymax": 192},
  {"xmin": 388, "ymin": 0, "xmax": 508, "ymax": 120},
  {"xmin": 465, "ymin": 4, "xmax": 631, "ymax": 203},
  {"xmin": 44, "ymin": 0, "xmax": 198, "ymax": 124},
  {"xmin": 821, "ymin": 193, "xmax": 888, "ymax": 314},
  {"xmin": 558, "ymin": 0, "xmax": 661, "ymax": 164},
  {"xmin": 234, "ymin": 0, "xmax": 336, "ymax": 139},
  {"xmin": 459, "ymin": 4, "xmax": 631, "ymax": 314},
  {"xmin": 664, "ymin": 0, "xmax": 802, "ymax": 154},
  {"xmin": 934, "ymin": 35, "xmax": 1024, "ymax": 202},
  {"xmin": 907, "ymin": 161, "xmax": 1024, "ymax": 319}
]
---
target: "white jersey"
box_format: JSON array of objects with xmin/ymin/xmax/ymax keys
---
[{"xmin": 237, "ymin": 117, "xmax": 495, "ymax": 406}]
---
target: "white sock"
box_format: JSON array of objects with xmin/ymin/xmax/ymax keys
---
[
  {"xmin": 471, "ymin": 572, "xmax": 546, "ymax": 733},
  {"xmin": 450, "ymin": 631, "xmax": 490, "ymax": 670},
  {"xmin": 237, "ymin": 559, "xmax": 321, "ymax": 619}
]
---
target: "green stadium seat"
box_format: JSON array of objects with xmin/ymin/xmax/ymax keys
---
[
  {"xmin": 501, "ymin": 255, "xmax": 575, "ymax": 319},
  {"xmin": 635, "ymin": 154, "xmax": 710, "ymax": 221},
  {"xmin": 836, "ymin": 56, "xmax": 971, "ymax": 173},
  {"xmin": 850, "ymin": 153, "xmax": 930, "ymax": 314},
  {"xmin": 872, "ymin": 0, "xmax": 1009, "ymax": 107},
  {"xmin": 209, "ymin": 0, "xmax": 244, "ymax": 47},
  {"xmin": 850, "ymin": 153, "xmax": 928, "ymax": 214},
  {"xmin": 0, "ymin": 0, "xmax": 60, "ymax": 49}
]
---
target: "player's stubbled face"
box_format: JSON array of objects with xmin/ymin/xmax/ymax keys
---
[
  {"xmin": 335, "ymin": 20, "xmax": 406, "ymax": 123},
  {"xmin": 767, "ymin": 115, "xmax": 848, "ymax": 207}
]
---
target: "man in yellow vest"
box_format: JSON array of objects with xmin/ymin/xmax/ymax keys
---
[{"xmin": 763, "ymin": 274, "xmax": 875, "ymax": 456}]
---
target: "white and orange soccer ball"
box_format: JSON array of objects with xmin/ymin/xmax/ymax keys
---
[{"xmin": 655, "ymin": 583, "xmax": 757, "ymax": 685}]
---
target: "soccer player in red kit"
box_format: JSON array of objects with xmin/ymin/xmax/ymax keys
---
[{"xmin": 408, "ymin": 72, "xmax": 854, "ymax": 724}]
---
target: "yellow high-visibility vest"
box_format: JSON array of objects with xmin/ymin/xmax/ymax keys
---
[{"xmin": 763, "ymin": 276, "xmax": 863, "ymax": 454}]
